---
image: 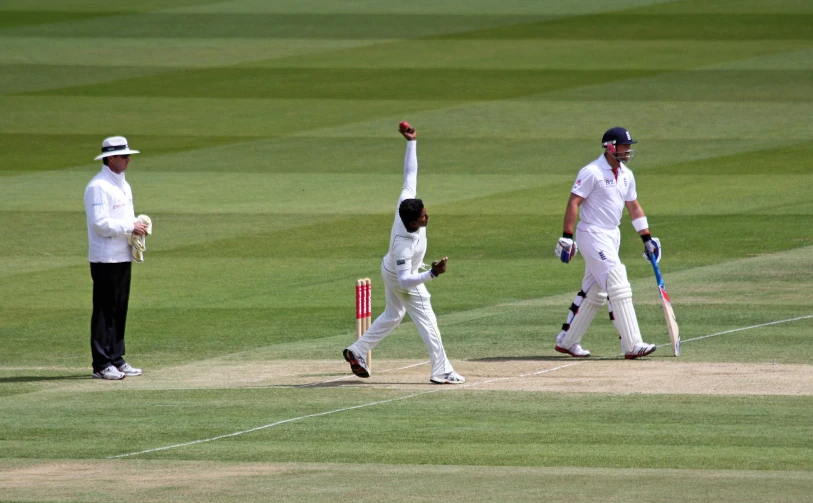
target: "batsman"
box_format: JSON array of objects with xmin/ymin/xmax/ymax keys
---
[{"xmin": 553, "ymin": 127, "xmax": 661, "ymax": 359}]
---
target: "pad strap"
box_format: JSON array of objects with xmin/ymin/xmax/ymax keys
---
[{"xmin": 560, "ymin": 288, "xmax": 607, "ymax": 348}]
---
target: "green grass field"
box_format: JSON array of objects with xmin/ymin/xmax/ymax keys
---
[{"xmin": 1, "ymin": 1, "xmax": 812, "ymax": 501}]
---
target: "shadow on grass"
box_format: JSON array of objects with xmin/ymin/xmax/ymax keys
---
[
  {"xmin": 295, "ymin": 380, "xmax": 380, "ymax": 388},
  {"xmin": 468, "ymin": 355, "xmax": 627, "ymax": 362},
  {"xmin": 0, "ymin": 374, "xmax": 90, "ymax": 383},
  {"xmin": 467, "ymin": 356, "xmax": 570, "ymax": 362},
  {"xmin": 295, "ymin": 380, "xmax": 446, "ymax": 388}
]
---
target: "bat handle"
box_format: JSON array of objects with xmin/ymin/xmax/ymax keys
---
[{"xmin": 649, "ymin": 254, "xmax": 665, "ymax": 288}]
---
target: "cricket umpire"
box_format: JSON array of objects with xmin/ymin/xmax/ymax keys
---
[
  {"xmin": 553, "ymin": 127, "xmax": 661, "ymax": 359},
  {"xmin": 343, "ymin": 123, "xmax": 465, "ymax": 384},
  {"xmin": 84, "ymin": 136, "xmax": 148, "ymax": 380}
]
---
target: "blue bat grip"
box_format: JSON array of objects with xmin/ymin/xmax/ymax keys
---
[{"xmin": 649, "ymin": 253, "xmax": 665, "ymax": 289}]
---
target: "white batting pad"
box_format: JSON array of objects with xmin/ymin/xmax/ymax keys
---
[
  {"xmin": 560, "ymin": 287, "xmax": 607, "ymax": 348},
  {"xmin": 606, "ymin": 264, "xmax": 643, "ymax": 354}
]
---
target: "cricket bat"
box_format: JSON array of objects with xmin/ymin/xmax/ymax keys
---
[{"xmin": 649, "ymin": 254, "xmax": 680, "ymax": 356}]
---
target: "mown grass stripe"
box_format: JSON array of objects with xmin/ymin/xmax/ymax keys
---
[
  {"xmin": 106, "ymin": 315, "xmax": 813, "ymax": 459},
  {"xmin": 108, "ymin": 388, "xmax": 446, "ymax": 459}
]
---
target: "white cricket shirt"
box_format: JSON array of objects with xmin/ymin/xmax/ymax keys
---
[
  {"xmin": 571, "ymin": 154, "xmax": 637, "ymax": 230},
  {"xmin": 383, "ymin": 141, "xmax": 432, "ymax": 284},
  {"xmin": 84, "ymin": 166, "xmax": 136, "ymax": 263}
]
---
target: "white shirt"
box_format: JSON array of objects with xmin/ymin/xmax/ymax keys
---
[
  {"xmin": 84, "ymin": 166, "xmax": 136, "ymax": 262},
  {"xmin": 571, "ymin": 154, "xmax": 637, "ymax": 230},
  {"xmin": 383, "ymin": 141, "xmax": 434, "ymax": 288}
]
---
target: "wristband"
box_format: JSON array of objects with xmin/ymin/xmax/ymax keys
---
[
  {"xmin": 631, "ymin": 217, "xmax": 648, "ymax": 232},
  {"xmin": 429, "ymin": 269, "xmax": 438, "ymax": 279},
  {"xmin": 640, "ymin": 233, "xmax": 652, "ymax": 243},
  {"xmin": 562, "ymin": 233, "xmax": 573, "ymax": 239}
]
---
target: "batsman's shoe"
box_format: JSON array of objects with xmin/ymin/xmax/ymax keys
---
[
  {"xmin": 343, "ymin": 348, "xmax": 370, "ymax": 378},
  {"xmin": 555, "ymin": 343, "xmax": 591, "ymax": 357},
  {"xmin": 92, "ymin": 365, "xmax": 125, "ymax": 380},
  {"xmin": 117, "ymin": 362, "xmax": 142, "ymax": 377},
  {"xmin": 430, "ymin": 371, "xmax": 466, "ymax": 385},
  {"xmin": 625, "ymin": 342, "xmax": 657, "ymax": 359}
]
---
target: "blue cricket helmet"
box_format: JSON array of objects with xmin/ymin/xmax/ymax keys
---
[{"xmin": 602, "ymin": 127, "xmax": 637, "ymax": 146}]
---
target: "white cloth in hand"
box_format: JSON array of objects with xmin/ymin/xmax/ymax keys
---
[{"xmin": 127, "ymin": 214, "xmax": 152, "ymax": 263}]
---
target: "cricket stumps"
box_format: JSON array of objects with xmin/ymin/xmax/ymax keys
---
[{"xmin": 355, "ymin": 278, "xmax": 372, "ymax": 368}]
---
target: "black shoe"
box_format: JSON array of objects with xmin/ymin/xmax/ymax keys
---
[{"xmin": 343, "ymin": 348, "xmax": 370, "ymax": 378}]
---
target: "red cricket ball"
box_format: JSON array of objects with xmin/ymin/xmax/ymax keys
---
[{"xmin": 399, "ymin": 122, "xmax": 411, "ymax": 132}]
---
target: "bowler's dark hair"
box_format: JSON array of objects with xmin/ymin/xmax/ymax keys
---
[
  {"xmin": 102, "ymin": 157, "xmax": 110, "ymax": 166},
  {"xmin": 399, "ymin": 198, "xmax": 424, "ymax": 229}
]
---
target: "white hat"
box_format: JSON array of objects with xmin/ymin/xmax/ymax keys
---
[{"xmin": 94, "ymin": 136, "xmax": 141, "ymax": 161}]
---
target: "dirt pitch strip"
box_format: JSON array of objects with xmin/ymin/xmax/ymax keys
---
[{"xmin": 44, "ymin": 359, "xmax": 813, "ymax": 396}]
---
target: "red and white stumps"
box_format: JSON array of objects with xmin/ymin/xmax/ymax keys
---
[{"xmin": 355, "ymin": 278, "xmax": 372, "ymax": 368}]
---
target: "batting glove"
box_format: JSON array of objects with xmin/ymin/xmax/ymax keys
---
[
  {"xmin": 555, "ymin": 235, "xmax": 578, "ymax": 263},
  {"xmin": 642, "ymin": 235, "xmax": 661, "ymax": 263}
]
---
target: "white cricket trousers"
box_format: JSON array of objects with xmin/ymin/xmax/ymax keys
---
[
  {"xmin": 576, "ymin": 224, "xmax": 622, "ymax": 293},
  {"xmin": 348, "ymin": 262, "xmax": 455, "ymax": 378}
]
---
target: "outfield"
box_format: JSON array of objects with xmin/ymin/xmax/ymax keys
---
[{"xmin": 1, "ymin": 1, "xmax": 812, "ymax": 501}]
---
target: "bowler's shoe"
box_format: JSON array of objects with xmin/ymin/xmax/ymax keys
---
[{"xmin": 343, "ymin": 348, "xmax": 370, "ymax": 378}]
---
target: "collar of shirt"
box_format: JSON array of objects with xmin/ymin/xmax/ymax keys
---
[
  {"xmin": 596, "ymin": 154, "xmax": 625, "ymax": 173},
  {"xmin": 102, "ymin": 165, "xmax": 127, "ymax": 187}
]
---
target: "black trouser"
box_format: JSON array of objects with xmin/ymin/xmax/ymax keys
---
[{"xmin": 90, "ymin": 262, "xmax": 132, "ymax": 371}]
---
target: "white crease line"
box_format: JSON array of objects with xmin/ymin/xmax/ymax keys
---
[
  {"xmin": 108, "ymin": 315, "xmax": 812, "ymax": 459},
  {"xmin": 466, "ymin": 361, "xmax": 591, "ymax": 388},
  {"xmin": 677, "ymin": 315, "xmax": 813, "ymax": 344},
  {"xmin": 109, "ymin": 387, "xmax": 447, "ymax": 459},
  {"xmin": 132, "ymin": 361, "xmax": 431, "ymax": 391},
  {"xmin": 292, "ymin": 361, "xmax": 430, "ymax": 388},
  {"xmin": 74, "ymin": 362, "xmax": 434, "ymax": 393}
]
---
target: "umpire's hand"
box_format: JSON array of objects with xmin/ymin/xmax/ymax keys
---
[{"xmin": 133, "ymin": 221, "xmax": 149, "ymax": 236}]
